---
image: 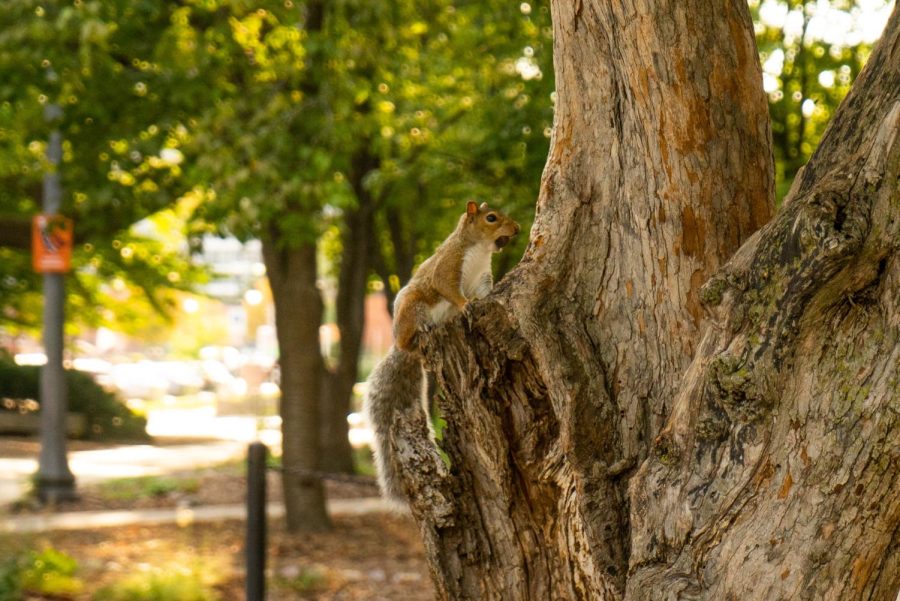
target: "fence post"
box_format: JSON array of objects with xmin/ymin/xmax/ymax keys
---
[{"xmin": 246, "ymin": 441, "xmax": 267, "ymax": 601}]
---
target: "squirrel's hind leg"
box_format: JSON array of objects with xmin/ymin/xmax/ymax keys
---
[
  {"xmin": 394, "ymin": 309, "xmax": 418, "ymax": 351},
  {"xmin": 394, "ymin": 292, "xmax": 438, "ymax": 352}
]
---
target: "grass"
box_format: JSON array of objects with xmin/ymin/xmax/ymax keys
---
[
  {"xmin": 98, "ymin": 475, "xmax": 200, "ymax": 502},
  {"xmin": 274, "ymin": 565, "xmax": 330, "ymax": 594}
]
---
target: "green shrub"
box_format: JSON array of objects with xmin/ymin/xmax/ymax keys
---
[
  {"xmin": 0, "ymin": 547, "xmax": 83, "ymax": 600},
  {"xmin": 0, "ymin": 358, "xmax": 148, "ymax": 441},
  {"xmin": 20, "ymin": 547, "xmax": 83, "ymax": 597},
  {"xmin": 0, "ymin": 556, "xmax": 23, "ymax": 601}
]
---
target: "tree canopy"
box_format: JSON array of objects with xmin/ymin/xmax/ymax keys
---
[
  {"xmin": 0, "ymin": 0, "xmax": 203, "ymax": 335},
  {"xmin": 0, "ymin": 0, "xmax": 888, "ymax": 337}
]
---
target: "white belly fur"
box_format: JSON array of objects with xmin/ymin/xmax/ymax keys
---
[
  {"xmin": 460, "ymin": 243, "xmax": 493, "ymax": 300},
  {"xmin": 429, "ymin": 300, "xmax": 454, "ymax": 324}
]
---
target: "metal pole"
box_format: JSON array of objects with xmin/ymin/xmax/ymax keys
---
[
  {"xmin": 246, "ymin": 441, "xmax": 268, "ymax": 601},
  {"xmin": 36, "ymin": 103, "xmax": 76, "ymax": 504}
]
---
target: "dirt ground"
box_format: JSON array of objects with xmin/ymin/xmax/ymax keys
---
[
  {"xmin": 0, "ymin": 437, "xmax": 435, "ymax": 600},
  {"xmin": 1, "ymin": 514, "xmax": 435, "ymax": 600}
]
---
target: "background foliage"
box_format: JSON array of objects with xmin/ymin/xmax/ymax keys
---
[{"xmin": 750, "ymin": 0, "xmax": 893, "ymax": 198}]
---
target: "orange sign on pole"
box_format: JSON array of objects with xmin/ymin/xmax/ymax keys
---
[{"xmin": 32, "ymin": 214, "xmax": 74, "ymax": 273}]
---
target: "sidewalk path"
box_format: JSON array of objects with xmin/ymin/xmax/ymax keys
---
[
  {"xmin": 0, "ymin": 440, "xmax": 247, "ymax": 507},
  {"xmin": 0, "ymin": 497, "xmax": 397, "ymax": 534}
]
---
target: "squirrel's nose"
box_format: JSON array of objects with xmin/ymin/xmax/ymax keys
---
[{"xmin": 513, "ymin": 222, "xmax": 521, "ymax": 235}]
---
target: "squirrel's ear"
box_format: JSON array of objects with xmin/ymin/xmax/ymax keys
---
[
  {"xmin": 466, "ymin": 201, "xmax": 477, "ymax": 217},
  {"xmin": 479, "ymin": 202, "xmax": 488, "ymax": 211}
]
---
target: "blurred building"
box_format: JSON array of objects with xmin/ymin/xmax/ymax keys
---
[
  {"xmin": 197, "ymin": 236, "xmax": 272, "ymax": 350},
  {"xmin": 363, "ymin": 292, "xmax": 393, "ymax": 357}
]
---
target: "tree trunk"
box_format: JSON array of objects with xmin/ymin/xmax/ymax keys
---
[
  {"xmin": 320, "ymin": 375, "xmax": 356, "ymax": 474},
  {"xmin": 320, "ymin": 186, "xmax": 376, "ymax": 473},
  {"xmin": 262, "ymin": 236, "xmax": 330, "ymax": 532},
  {"xmin": 376, "ymin": 203, "xmax": 418, "ymax": 315},
  {"xmin": 396, "ymin": 2, "xmax": 900, "ymax": 600},
  {"xmin": 628, "ymin": 12, "xmax": 900, "ymax": 598}
]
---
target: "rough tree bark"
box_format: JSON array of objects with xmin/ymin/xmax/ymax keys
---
[
  {"xmin": 392, "ymin": 1, "xmax": 899, "ymax": 599},
  {"xmin": 262, "ymin": 237, "xmax": 330, "ymax": 532}
]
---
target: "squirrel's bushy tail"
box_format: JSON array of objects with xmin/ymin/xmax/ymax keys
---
[{"xmin": 363, "ymin": 346, "xmax": 426, "ymax": 502}]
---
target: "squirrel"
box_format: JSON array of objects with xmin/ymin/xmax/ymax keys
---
[{"xmin": 364, "ymin": 201, "xmax": 520, "ymax": 501}]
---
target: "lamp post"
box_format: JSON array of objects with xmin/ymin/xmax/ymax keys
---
[{"xmin": 36, "ymin": 102, "xmax": 76, "ymax": 504}]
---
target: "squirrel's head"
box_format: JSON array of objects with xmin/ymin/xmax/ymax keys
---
[{"xmin": 465, "ymin": 201, "xmax": 520, "ymax": 251}]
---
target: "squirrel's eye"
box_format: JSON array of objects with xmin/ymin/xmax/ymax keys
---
[{"xmin": 486, "ymin": 213, "xmax": 497, "ymax": 223}]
